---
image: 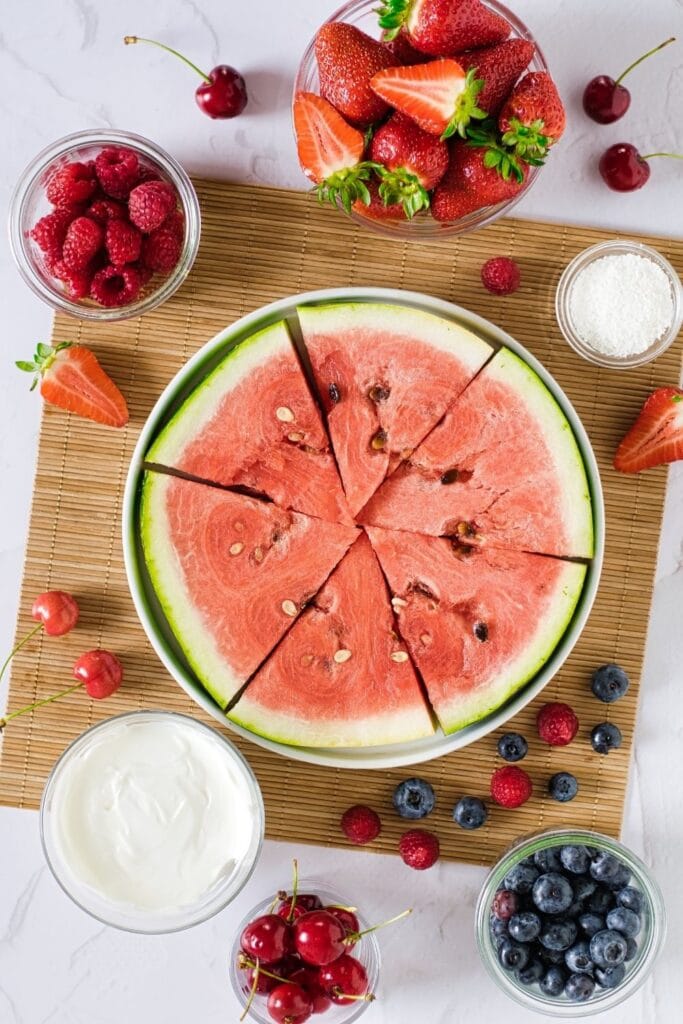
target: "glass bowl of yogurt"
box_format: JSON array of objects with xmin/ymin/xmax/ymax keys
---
[
  {"xmin": 40, "ymin": 709, "xmax": 264, "ymax": 933},
  {"xmin": 555, "ymin": 240, "xmax": 682, "ymax": 369}
]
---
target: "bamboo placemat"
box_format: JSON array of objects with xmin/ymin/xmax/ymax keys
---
[{"xmin": 1, "ymin": 181, "xmax": 681, "ymax": 866}]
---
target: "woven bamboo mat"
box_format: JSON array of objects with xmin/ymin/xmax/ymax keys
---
[{"xmin": 1, "ymin": 180, "xmax": 681, "ymax": 867}]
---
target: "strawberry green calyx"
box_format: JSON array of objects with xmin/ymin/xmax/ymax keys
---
[
  {"xmin": 376, "ymin": 0, "xmax": 413, "ymax": 41},
  {"xmin": 501, "ymin": 116, "xmax": 550, "ymax": 162},
  {"xmin": 442, "ymin": 68, "xmax": 487, "ymax": 140},
  {"xmin": 467, "ymin": 121, "xmax": 526, "ymax": 183},
  {"xmin": 377, "ymin": 167, "xmax": 430, "ymax": 218},
  {"xmin": 316, "ymin": 162, "xmax": 383, "ymax": 214},
  {"xmin": 16, "ymin": 342, "xmax": 73, "ymax": 392}
]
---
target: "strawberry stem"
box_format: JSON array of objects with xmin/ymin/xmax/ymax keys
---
[
  {"xmin": 0, "ymin": 682, "xmax": 83, "ymax": 732},
  {"xmin": 347, "ymin": 907, "xmax": 412, "ymax": 942},
  {"xmin": 123, "ymin": 36, "xmax": 211, "ymax": 84},
  {"xmin": 0, "ymin": 622, "xmax": 42, "ymax": 686},
  {"xmin": 615, "ymin": 37, "xmax": 676, "ymax": 85}
]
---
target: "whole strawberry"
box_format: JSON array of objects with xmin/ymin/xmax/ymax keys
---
[
  {"xmin": 315, "ymin": 22, "xmax": 398, "ymax": 126},
  {"xmin": 46, "ymin": 161, "xmax": 97, "ymax": 207},
  {"xmin": 490, "ymin": 765, "xmax": 532, "ymax": 808},
  {"xmin": 128, "ymin": 180, "xmax": 177, "ymax": 233},
  {"xmin": 370, "ymin": 111, "xmax": 448, "ymax": 216},
  {"xmin": 499, "ymin": 71, "xmax": 566, "ymax": 162},
  {"xmin": 61, "ymin": 216, "xmax": 103, "ymax": 272},
  {"xmin": 378, "ymin": 0, "xmax": 510, "ymax": 57},
  {"xmin": 382, "ymin": 30, "xmax": 429, "ymax": 65},
  {"xmin": 399, "ymin": 828, "xmax": 439, "ymax": 869},
  {"xmin": 432, "ymin": 141, "xmax": 526, "ymax": 222},
  {"xmin": 341, "ymin": 805, "xmax": 382, "ymax": 845},
  {"xmin": 458, "ymin": 39, "xmax": 535, "ymax": 116},
  {"xmin": 537, "ymin": 702, "xmax": 579, "ymax": 746}
]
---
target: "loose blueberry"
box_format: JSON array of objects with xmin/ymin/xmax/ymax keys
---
[
  {"xmin": 579, "ymin": 912, "xmax": 605, "ymax": 937},
  {"xmin": 590, "ymin": 929, "xmax": 628, "ymax": 967},
  {"xmin": 625, "ymin": 937, "xmax": 638, "ymax": 962},
  {"xmin": 561, "ymin": 845, "xmax": 591, "ymax": 875},
  {"xmin": 605, "ymin": 863, "xmax": 632, "ymax": 891},
  {"xmin": 540, "ymin": 919, "xmax": 578, "ymax": 951},
  {"xmin": 573, "ymin": 876, "xmax": 597, "ymax": 902},
  {"xmin": 565, "ymin": 940, "xmax": 594, "ymax": 974},
  {"xmin": 595, "ymin": 963, "xmax": 626, "ymax": 989},
  {"xmin": 606, "ymin": 906, "xmax": 641, "ymax": 937},
  {"xmin": 534, "ymin": 847, "xmax": 564, "ymax": 873},
  {"xmin": 503, "ymin": 863, "xmax": 539, "ymax": 895},
  {"xmin": 516, "ymin": 959, "xmax": 544, "ymax": 986},
  {"xmin": 548, "ymin": 772, "xmax": 579, "ymax": 802},
  {"xmin": 565, "ymin": 972, "xmax": 596, "ymax": 1002},
  {"xmin": 498, "ymin": 938, "xmax": 530, "ymax": 971},
  {"xmin": 587, "ymin": 887, "xmax": 614, "ymax": 914},
  {"xmin": 540, "ymin": 965, "xmax": 567, "ymax": 997},
  {"xmin": 497, "ymin": 732, "xmax": 528, "ymax": 762},
  {"xmin": 453, "ymin": 796, "xmax": 488, "ymax": 830},
  {"xmin": 591, "ymin": 664, "xmax": 630, "ymax": 703},
  {"xmin": 490, "ymin": 915, "xmax": 509, "ymax": 948},
  {"xmin": 533, "ymin": 872, "xmax": 574, "ymax": 914},
  {"xmin": 492, "ymin": 889, "xmax": 519, "ymax": 920},
  {"xmin": 617, "ymin": 887, "xmax": 643, "ymax": 914},
  {"xmin": 591, "ymin": 722, "xmax": 622, "ymax": 754},
  {"xmin": 508, "ymin": 911, "xmax": 542, "ymax": 943},
  {"xmin": 590, "ymin": 851, "xmax": 621, "ymax": 884},
  {"xmin": 392, "ymin": 777, "xmax": 435, "ymax": 819}
]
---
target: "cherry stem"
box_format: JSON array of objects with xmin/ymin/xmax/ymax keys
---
[
  {"xmin": 0, "ymin": 682, "xmax": 83, "ymax": 731},
  {"xmin": 123, "ymin": 36, "xmax": 211, "ymax": 84},
  {"xmin": 0, "ymin": 622, "xmax": 42, "ymax": 686},
  {"xmin": 641, "ymin": 152, "xmax": 683, "ymax": 161},
  {"xmin": 288, "ymin": 859, "xmax": 299, "ymax": 923},
  {"xmin": 237, "ymin": 954, "xmax": 289, "ymax": 984},
  {"xmin": 240, "ymin": 961, "xmax": 260, "ymax": 1022},
  {"xmin": 348, "ymin": 907, "xmax": 412, "ymax": 942},
  {"xmin": 332, "ymin": 988, "xmax": 376, "ymax": 1003},
  {"xmin": 615, "ymin": 37, "xmax": 676, "ymax": 85}
]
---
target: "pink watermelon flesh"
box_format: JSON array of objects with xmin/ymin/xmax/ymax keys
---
[
  {"xmin": 360, "ymin": 348, "xmax": 594, "ymax": 559},
  {"xmin": 229, "ymin": 533, "xmax": 434, "ymax": 746},
  {"xmin": 367, "ymin": 526, "xmax": 587, "ymax": 734},
  {"xmin": 146, "ymin": 321, "xmax": 353, "ymax": 525},
  {"xmin": 297, "ymin": 303, "xmax": 493, "ymax": 516},
  {"xmin": 140, "ymin": 471, "xmax": 358, "ymax": 709}
]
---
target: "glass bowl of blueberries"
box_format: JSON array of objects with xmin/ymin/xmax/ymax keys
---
[{"xmin": 475, "ymin": 829, "xmax": 665, "ymax": 1016}]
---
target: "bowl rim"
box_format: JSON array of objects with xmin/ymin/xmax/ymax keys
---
[{"xmin": 121, "ymin": 286, "xmax": 605, "ymax": 770}]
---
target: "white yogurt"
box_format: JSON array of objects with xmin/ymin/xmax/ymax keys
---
[{"xmin": 48, "ymin": 714, "xmax": 259, "ymax": 915}]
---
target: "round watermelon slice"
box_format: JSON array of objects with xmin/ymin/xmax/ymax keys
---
[
  {"xmin": 229, "ymin": 533, "xmax": 434, "ymax": 747},
  {"xmin": 140, "ymin": 471, "xmax": 358, "ymax": 709}
]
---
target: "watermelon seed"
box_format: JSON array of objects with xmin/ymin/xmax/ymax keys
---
[
  {"xmin": 287, "ymin": 432, "xmax": 304, "ymax": 443},
  {"xmin": 368, "ymin": 384, "xmax": 391, "ymax": 403},
  {"xmin": 334, "ymin": 649, "xmax": 352, "ymax": 664},
  {"xmin": 229, "ymin": 542, "xmax": 244, "ymax": 556},
  {"xmin": 391, "ymin": 651, "xmax": 409, "ymax": 663},
  {"xmin": 455, "ymin": 521, "xmax": 476, "ymax": 537},
  {"xmin": 328, "ymin": 383, "xmax": 341, "ymax": 403},
  {"xmin": 300, "ymin": 654, "xmax": 314, "ymax": 667},
  {"xmin": 371, "ymin": 429, "xmax": 388, "ymax": 451},
  {"xmin": 441, "ymin": 468, "xmax": 460, "ymax": 485},
  {"xmin": 474, "ymin": 621, "xmax": 489, "ymax": 642},
  {"xmin": 401, "ymin": 448, "xmax": 414, "ymax": 460},
  {"xmin": 420, "ymin": 633, "xmax": 432, "ymax": 646},
  {"xmin": 253, "ymin": 547, "xmax": 264, "ymax": 562},
  {"xmin": 391, "ymin": 596, "xmax": 407, "ymax": 609},
  {"xmin": 281, "ymin": 600, "xmax": 298, "ymax": 617},
  {"xmin": 234, "ymin": 521, "xmax": 244, "ymax": 532},
  {"xmin": 276, "ymin": 406, "xmax": 295, "ymax": 422}
]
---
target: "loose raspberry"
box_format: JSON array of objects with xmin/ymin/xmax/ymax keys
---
[
  {"xmin": 341, "ymin": 804, "xmax": 381, "ymax": 845},
  {"xmin": 61, "ymin": 216, "xmax": 104, "ymax": 272},
  {"xmin": 87, "ymin": 198, "xmax": 126, "ymax": 225},
  {"xmin": 51, "ymin": 260, "xmax": 93, "ymax": 300},
  {"xmin": 90, "ymin": 265, "xmax": 142, "ymax": 307},
  {"xmin": 481, "ymin": 257, "xmax": 521, "ymax": 296},
  {"xmin": 490, "ymin": 765, "xmax": 533, "ymax": 808},
  {"xmin": 95, "ymin": 146, "xmax": 140, "ymax": 199},
  {"xmin": 142, "ymin": 221, "xmax": 183, "ymax": 272},
  {"xmin": 537, "ymin": 702, "xmax": 579, "ymax": 747},
  {"xmin": 30, "ymin": 208, "xmax": 74, "ymax": 259},
  {"xmin": 398, "ymin": 829, "xmax": 439, "ymax": 870},
  {"xmin": 105, "ymin": 219, "xmax": 142, "ymax": 267},
  {"xmin": 46, "ymin": 161, "xmax": 97, "ymax": 207},
  {"xmin": 128, "ymin": 180, "xmax": 176, "ymax": 232}
]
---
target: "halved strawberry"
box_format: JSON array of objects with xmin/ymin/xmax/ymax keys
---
[
  {"xmin": 458, "ymin": 39, "xmax": 535, "ymax": 116},
  {"xmin": 370, "ymin": 59, "xmax": 486, "ymax": 139},
  {"xmin": 499, "ymin": 71, "xmax": 566, "ymax": 162},
  {"xmin": 370, "ymin": 111, "xmax": 448, "ymax": 216},
  {"xmin": 16, "ymin": 342, "xmax": 129, "ymax": 428},
  {"xmin": 431, "ymin": 140, "xmax": 526, "ymax": 221},
  {"xmin": 315, "ymin": 23, "xmax": 398, "ymax": 126},
  {"xmin": 378, "ymin": 0, "xmax": 510, "ymax": 57},
  {"xmin": 293, "ymin": 92, "xmax": 380, "ymax": 212},
  {"xmin": 614, "ymin": 387, "xmax": 683, "ymax": 473}
]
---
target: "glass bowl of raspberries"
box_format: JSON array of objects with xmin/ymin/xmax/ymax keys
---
[
  {"xmin": 9, "ymin": 129, "xmax": 200, "ymax": 320},
  {"xmin": 476, "ymin": 828, "xmax": 665, "ymax": 1015},
  {"xmin": 293, "ymin": 0, "xmax": 558, "ymax": 239}
]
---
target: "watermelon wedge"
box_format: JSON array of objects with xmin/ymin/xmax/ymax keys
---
[
  {"xmin": 360, "ymin": 347, "xmax": 594, "ymax": 558},
  {"xmin": 146, "ymin": 320, "xmax": 353, "ymax": 525},
  {"xmin": 297, "ymin": 302, "xmax": 493, "ymax": 516},
  {"xmin": 367, "ymin": 526, "xmax": 587, "ymax": 734},
  {"xmin": 229, "ymin": 534, "xmax": 434, "ymax": 747},
  {"xmin": 140, "ymin": 472, "xmax": 358, "ymax": 709}
]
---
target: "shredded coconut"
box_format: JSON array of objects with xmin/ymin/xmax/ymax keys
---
[{"xmin": 568, "ymin": 252, "xmax": 675, "ymax": 357}]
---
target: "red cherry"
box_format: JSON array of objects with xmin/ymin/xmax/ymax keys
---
[
  {"xmin": 294, "ymin": 911, "xmax": 347, "ymax": 966},
  {"xmin": 31, "ymin": 591, "xmax": 79, "ymax": 636},
  {"xmin": 288, "ymin": 967, "xmax": 332, "ymax": 1015},
  {"xmin": 318, "ymin": 955, "xmax": 370, "ymax": 1006},
  {"xmin": 73, "ymin": 650, "xmax": 123, "ymax": 699},
  {"xmin": 267, "ymin": 983, "xmax": 312, "ymax": 1024},
  {"xmin": 599, "ymin": 143, "xmax": 683, "ymax": 191},
  {"xmin": 583, "ymin": 38, "xmax": 675, "ymax": 124},
  {"xmin": 276, "ymin": 894, "xmax": 323, "ymax": 922},
  {"xmin": 325, "ymin": 907, "xmax": 360, "ymax": 949},
  {"xmin": 245, "ymin": 966, "xmax": 279, "ymax": 995},
  {"xmin": 241, "ymin": 914, "xmax": 293, "ymax": 965}
]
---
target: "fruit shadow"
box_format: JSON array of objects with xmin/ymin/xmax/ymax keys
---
[{"xmin": 244, "ymin": 68, "xmax": 294, "ymax": 115}]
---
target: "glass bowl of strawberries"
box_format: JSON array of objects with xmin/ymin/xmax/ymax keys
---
[
  {"xmin": 293, "ymin": 0, "xmax": 560, "ymax": 239},
  {"xmin": 9, "ymin": 129, "xmax": 200, "ymax": 320}
]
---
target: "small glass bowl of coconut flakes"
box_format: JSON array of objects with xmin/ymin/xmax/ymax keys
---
[{"xmin": 555, "ymin": 240, "xmax": 682, "ymax": 369}]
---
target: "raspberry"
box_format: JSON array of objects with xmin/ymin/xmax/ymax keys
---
[
  {"xmin": 128, "ymin": 180, "xmax": 176, "ymax": 232},
  {"xmin": 131, "ymin": 260, "xmax": 154, "ymax": 286},
  {"xmin": 492, "ymin": 889, "xmax": 519, "ymax": 920},
  {"xmin": 490, "ymin": 765, "xmax": 533, "ymax": 808},
  {"xmin": 142, "ymin": 222, "xmax": 183, "ymax": 272},
  {"xmin": 340, "ymin": 805, "xmax": 381, "ymax": 845},
  {"xmin": 95, "ymin": 146, "xmax": 140, "ymax": 199},
  {"xmin": 399, "ymin": 829, "xmax": 439, "ymax": 870},
  {"xmin": 30, "ymin": 208, "xmax": 74, "ymax": 259},
  {"xmin": 45, "ymin": 161, "xmax": 97, "ymax": 207},
  {"xmin": 135, "ymin": 162, "xmax": 161, "ymax": 186},
  {"xmin": 61, "ymin": 216, "xmax": 103, "ymax": 271},
  {"xmin": 537, "ymin": 702, "xmax": 579, "ymax": 747},
  {"xmin": 163, "ymin": 209, "xmax": 185, "ymax": 240},
  {"xmin": 51, "ymin": 260, "xmax": 92, "ymax": 300},
  {"xmin": 481, "ymin": 257, "xmax": 521, "ymax": 296},
  {"xmin": 105, "ymin": 219, "xmax": 142, "ymax": 267},
  {"xmin": 90, "ymin": 265, "xmax": 142, "ymax": 307},
  {"xmin": 87, "ymin": 198, "xmax": 126, "ymax": 225}
]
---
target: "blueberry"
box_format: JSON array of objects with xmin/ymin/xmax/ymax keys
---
[
  {"xmin": 497, "ymin": 732, "xmax": 528, "ymax": 762},
  {"xmin": 540, "ymin": 965, "xmax": 567, "ymax": 997},
  {"xmin": 589, "ymin": 851, "xmax": 621, "ymax": 884},
  {"xmin": 590, "ymin": 929, "xmax": 628, "ymax": 967},
  {"xmin": 591, "ymin": 722, "xmax": 622, "ymax": 754},
  {"xmin": 503, "ymin": 862, "xmax": 539, "ymax": 895},
  {"xmin": 534, "ymin": 847, "xmax": 564, "ymax": 873},
  {"xmin": 565, "ymin": 940, "xmax": 594, "ymax": 974},
  {"xmin": 560, "ymin": 845, "xmax": 591, "ymax": 875},
  {"xmin": 516, "ymin": 958, "xmax": 544, "ymax": 986},
  {"xmin": 579, "ymin": 913, "xmax": 605, "ymax": 938},
  {"xmin": 498, "ymin": 939, "xmax": 530, "ymax": 972},
  {"xmin": 532, "ymin": 872, "xmax": 574, "ymax": 914},
  {"xmin": 587, "ymin": 887, "xmax": 614, "ymax": 914},
  {"xmin": 490, "ymin": 915, "xmax": 509, "ymax": 948},
  {"xmin": 625, "ymin": 937, "xmax": 638, "ymax": 962},
  {"xmin": 605, "ymin": 863, "xmax": 632, "ymax": 891},
  {"xmin": 595, "ymin": 963, "xmax": 626, "ymax": 989},
  {"xmin": 606, "ymin": 906, "xmax": 641, "ymax": 937},
  {"xmin": 539, "ymin": 946, "xmax": 565, "ymax": 965},
  {"xmin": 573, "ymin": 876, "xmax": 597, "ymax": 902},
  {"xmin": 617, "ymin": 887, "xmax": 643, "ymax": 914},
  {"xmin": 591, "ymin": 664, "xmax": 630, "ymax": 703},
  {"xmin": 508, "ymin": 911, "xmax": 542, "ymax": 943},
  {"xmin": 548, "ymin": 772, "xmax": 579, "ymax": 802},
  {"xmin": 565, "ymin": 973, "xmax": 596, "ymax": 1002},
  {"xmin": 540, "ymin": 919, "xmax": 578, "ymax": 951},
  {"xmin": 565, "ymin": 900, "xmax": 585, "ymax": 920},
  {"xmin": 392, "ymin": 777, "xmax": 435, "ymax": 819},
  {"xmin": 453, "ymin": 796, "xmax": 488, "ymax": 830}
]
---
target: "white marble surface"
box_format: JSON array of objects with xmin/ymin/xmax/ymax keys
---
[{"xmin": 1, "ymin": 1, "xmax": 683, "ymax": 1021}]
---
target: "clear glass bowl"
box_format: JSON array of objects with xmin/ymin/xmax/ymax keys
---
[
  {"xmin": 293, "ymin": 0, "xmax": 547, "ymax": 239},
  {"xmin": 230, "ymin": 881, "xmax": 381, "ymax": 1024},
  {"xmin": 475, "ymin": 829, "xmax": 666, "ymax": 1016},
  {"xmin": 8, "ymin": 129, "xmax": 200, "ymax": 321},
  {"xmin": 555, "ymin": 240, "xmax": 683, "ymax": 369},
  {"xmin": 40, "ymin": 710, "xmax": 264, "ymax": 934}
]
